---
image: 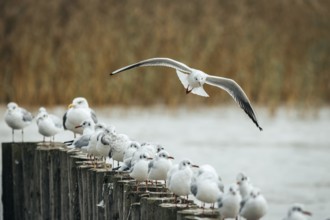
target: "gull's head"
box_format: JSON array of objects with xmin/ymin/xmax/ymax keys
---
[
  {"xmin": 228, "ymin": 184, "xmax": 239, "ymax": 196},
  {"xmin": 38, "ymin": 112, "xmax": 48, "ymax": 121},
  {"xmin": 197, "ymin": 164, "xmax": 218, "ymax": 177},
  {"xmin": 7, "ymin": 102, "xmax": 18, "ymax": 111},
  {"xmin": 157, "ymin": 150, "xmax": 174, "ymax": 160},
  {"xmin": 250, "ymin": 188, "xmax": 261, "ymax": 199},
  {"xmin": 191, "ymin": 70, "xmax": 207, "ymax": 87},
  {"xmin": 38, "ymin": 107, "xmax": 47, "ymax": 114},
  {"xmin": 104, "ymin": 125, "xmax": 116, "ymax": 135},
  {"xmin": 237, "ymin": 172, "xmax": 249, "ymax": 185},
  {"xmin": 288, "ymin": 204, "xmax": 312, "ymax": 217},
  {"xmin": 139, "ymin": 152, "xmax": 153, "ymax": 161},
  {"xmin": 94, "ymin": 122, "xmax": 107, "ymax": 131},
  {"xmin": 156, "ymin": 144, "xmax": 165, "ymax": 153},
  {"xmin": 76, "ymin": 119, "xmax": 94, "ymax": 129},
  {"xmin": 179, "ymin": 159, "xmax": 199, "ymax": 170},
  {"xmin": 129, "ymin": 141, "xmax": 141, "ymax": 150},
  {"xmin": 69, "ymin": 97, "xmax": 89, "ymax": 109}
]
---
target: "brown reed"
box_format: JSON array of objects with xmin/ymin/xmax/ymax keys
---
[{"xmin": 0, "ymin": 0, "xmax": 329, "ymax": 108}]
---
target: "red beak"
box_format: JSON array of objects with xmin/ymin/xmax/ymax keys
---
[
  {"xmin": 75, "ymin": 125, "xmax": 82, "ymax": 128},
  {"xmin": 191, "ymin": 164, "xmax": 199, "ymax": 168},
  {"xmin": 168, "ymin": 156, "xmax": 174, "ymax": 160},
  {"xmin": 302, "ymin": 211, "xmax": 312, "ymax": 216}
]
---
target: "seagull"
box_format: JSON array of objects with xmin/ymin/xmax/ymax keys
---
[
  {"xmin": 85, "ymin": 124, "xmax": 112, "ymax": 158},
  {"xmin": 129, "ymin": 152, "xmax": 153, "ymax": 191},
  {"xmin": 93, "ymin": 125, "xmax": 115, "ymax": 159},
  {"xmin": 237, "ymin": 172, "xmax": 253, "ymax": 200},
  {"xmin": 111, "ymin": 57, "xmax": 262, "ymax": 130},
  {"xmin": 117, "ymin": 141, "xmax": 141, "ymax": 171},
  {"xmin": 37, "ymin": 112, "xmax": 63, "ymax": 142},
  {"xmin": 148, "ymin": 150, "xmax": 174, "ymax": 185},
  {"xmin": 141, "ymin": 142, "xmax": 165, "ymax": 155},
  {"xmin": 108, "ymin": 130, "xmax": 131, "ymax": 167},
  {"xmin": 191, "ymin": 164, "xmax": 224, "ymax": 208},
  {"xmin": 37, "ymin": 107, "xmax": 62, "ymax": 126},
  {"xmin": 240, "ymin": 188, "xmax": 268, "ymax": 220},
  {"xmin": 66, "ymin": 119, "xmax": 95, "ymax": 150},
  {"xmin": 63, "ymin": 97, "xmax": 98, "ymax": 136},
  {"xmin": 283, "ymin": 204, "xmax": 312, "ymax": 220},
  {"xmin": 167, "ymin": 159, "xmax": 199, "ymax": 205},
  {"xmin": 218, "ymin": 184, "xmax": 242, "ymax": 220},
  {"xmin": 124, "ymin": 142, "xmax": 163, "ymax": 171},
  {"xmin": 4, "ymin": 102, "xmax": 33, "ymax": 142}
]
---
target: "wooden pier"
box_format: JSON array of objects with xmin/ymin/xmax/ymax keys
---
[{"xmin": 1, "ymin": 142, "xmax": 219, "ymax": 220}]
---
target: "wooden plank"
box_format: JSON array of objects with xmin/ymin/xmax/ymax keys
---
[
  {"xmin": 1, "ymin": 143, "xmax": 14, "ymax": 220},
  {"xmin": 21, "ymin": 143, "xmax": 38, "ymax": 219},
  {"xmin": 49, "ymin": 146, "xmax": 62, "ymax": 220},
  {"xmin": 38, "ymin": 146, "xmax": 51, "ymax": 220},
  {"xmin": 12, "ymin": 143, "xmax": 25, "ymax": 220},
  {"xmin": 60, "ymin": 147, "xmax": 70, "ymax": 220}
]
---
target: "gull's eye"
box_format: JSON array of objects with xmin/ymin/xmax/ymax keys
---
[{"xmin": 195, "ymin": 77, "xmax": 198, "ymax": 81}]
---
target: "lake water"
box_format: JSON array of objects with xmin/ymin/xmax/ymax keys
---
[{"xmin": 1, "ymin": 105, "xmax": 330, "ymax": 219}]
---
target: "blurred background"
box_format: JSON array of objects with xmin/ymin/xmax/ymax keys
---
[
  {"xmin": 0, "ymin": 0, "xmax": 329, "ymax": 110},
  {"xmin": 1, "ymin": 0, "xmax": 330, "ymax": 219}
]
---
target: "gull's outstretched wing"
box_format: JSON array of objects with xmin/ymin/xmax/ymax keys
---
[
  {"xmin": 205, "ymin": 75, "xmax": 262, "ymax": 131},
  {"xmin": 111, "ymin": 57, "xmax": 192, "ymax": 75}
]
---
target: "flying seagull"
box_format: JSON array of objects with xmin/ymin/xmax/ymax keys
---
[{"xmin": 111, "ymin": 57, "xmax": 262, "ymax": 130}]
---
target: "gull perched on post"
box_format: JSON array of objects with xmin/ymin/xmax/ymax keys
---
[
  {"xmin": 283, "ymin": 204, "xmax": 312, "ymax": 220},
  {"xmin": 4, "ymin": 102, "xmax": 33, "ymax": 142},
  {"xmin": 37, "ymin": 112, "xmax": 63, "ymax": 142},
  {"xmin": 190, "ymin": 164, "xmax": 224, "ymax": 209},
  {"xmin": 63, "ymin": 97, "xmax": 98, "ymax": 136},
  {"xmin": 240, "ymin": 188, "xmax": 268, "ymax": 220},
  {"xmin": 111, "ymin": 57, "xmax": 262, "ymax": 130},
  {"xmin": 218, "ymin": 184, "xmax": 241, "ymax": 220}
]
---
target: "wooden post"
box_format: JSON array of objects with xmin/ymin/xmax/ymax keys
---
[
  {"xmin": 60, "ymin": 147, "xmax": 70, "ymax": 220},
  {"xmin": 2, "ymin": 142, "xmax": 214, "ymax": 220},
  {"xmin": 1, "ymin": 143, "xmax": 14, "ymax": 220},
  {"xmin": 95, "ymin": 168, "xmax": 111, "ymax": 220},
  {"xmin": 77, "ymin": 164, "xmax": 93, "ymax": 220},
  {"xmin": 49, "ymin": 145, "xmax": 63, "ymax": 220},
  {"xmin": 67, "ymin": 153, "xmax": 89, "ymax": 220},
  {"xmin": 129, "ymin": 202, "xmax": 141, "ymax": 220},
  {"xmin": 103, "ymin": 174, "xmax": 113, "ymax": 220},
  {"xmin": 21, "ymin": 143, "xmax": 39, "ymax": 219}
]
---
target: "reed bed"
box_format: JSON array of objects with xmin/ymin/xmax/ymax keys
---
[{"xmin": 0, "ymin": 0, "xmax": 329, "ymax": 109}]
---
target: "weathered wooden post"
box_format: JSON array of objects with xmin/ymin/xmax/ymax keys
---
[
  {"xmin": 59, "ymin": 147, "xmax": 70, "ymax": 220},
  {"xmin": 3, "ymin": 142, "xmax": 212, "ymax": 220},
  {"xmin": 67, "ymin": 153, "xmax": 90, "ymax": 220},
  {"xmin": 49, "ymin": 144, "xmax": 63, "ymax": 220},
  {"xmin": 21, "ymin": 143, "xmax": 39, "ymax": 219}
]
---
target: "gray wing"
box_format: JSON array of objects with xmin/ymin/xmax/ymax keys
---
[
  {"xmin": 63, "ymin": 111, "xmax": 68, "ymax": 130},
  {"xmin": 90, "ymin": 109, "xmax": 98, "ymax": 124},
  {"xmin": 101, "ymin": 134, "xmax": 111, "ymax": 145},
  {"xmin": 74, "ymin": 135, "xmax": 90, "ymax": 148},
  {"xmin": 21, "ymin": 108, "xmax": 33, "ymax": 122},
  {"xmin": 190, "ymin": 181, "xmax": 198, "ymax": 196},
  {"xmin": 50, "ymin": 115, "xmax": 63, "ymax": 129},
  {"xmin": 205, "ymin": 75, "xmax": 262, "ymax": 131},
  {"xmin": 240, "ymin": 197, "xmax": 249, "ymax": 213},
  {"xmin": 148, "ymin": 160, "xmax": 154, "ymax": 173},
  {"xmin": 217, "ymin": 197, "xmax": 223, "ymax": 208},
  {"xmin": 217, "ymin": 179, "xmax": 224, "ymax": 193},
  {"xmin": 111, "ymin": 57, "xmax": 192, "ymax": 75}
]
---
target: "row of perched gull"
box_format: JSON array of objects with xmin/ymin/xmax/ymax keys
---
[
  {"xmin": 4, "ymin": 97, "xmax": 312, "ymax": 220},
  {"xmin": 3, "ymin": 57, "xmax": 314, "ymax": 219}
]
